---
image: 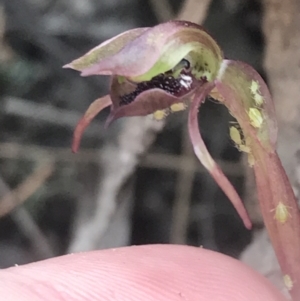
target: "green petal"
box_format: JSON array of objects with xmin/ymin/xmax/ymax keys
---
[
  {"xmin": 66, "ymin": 21, "xmax": 223, "ymax": 83},
  {"xmin": 64, "ymin": 27, "xmax": 149, "ymax": 72},
  {"xmin": 131, "ymin": 22, "xmax": 223, "ymax": 82}
]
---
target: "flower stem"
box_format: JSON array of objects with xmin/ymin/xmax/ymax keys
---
[{"xmin": 254, "ymin": 149, "xmax": 300, "ymax": 299}]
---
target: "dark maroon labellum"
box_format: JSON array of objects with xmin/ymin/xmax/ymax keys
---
[{"xmin": 119, "ymin": 59, "xmax": 197, "ymax": 106}]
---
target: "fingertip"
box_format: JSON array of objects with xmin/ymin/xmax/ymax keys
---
[{"xmin": 0, "ymin": 244, "xmax": 287, "ymax": 301}]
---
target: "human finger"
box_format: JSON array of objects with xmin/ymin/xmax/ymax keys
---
[{"xmin": 0, "ymin": 244, "xmax": 287, "ymax": 301}]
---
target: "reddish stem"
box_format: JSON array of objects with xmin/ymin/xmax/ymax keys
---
[{"xmin": 254, "ymin": 148, "xmax": 300, "ymax": 299}]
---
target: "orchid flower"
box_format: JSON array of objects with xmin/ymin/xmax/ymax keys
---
[{"xmin": 65, "ymin": 20, "xmax": 300, "ymax": 299}]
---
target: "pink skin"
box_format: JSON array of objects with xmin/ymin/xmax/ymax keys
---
[{"xmin": 0, "ymin": 244, "xmax": 287, "ymax": 301}]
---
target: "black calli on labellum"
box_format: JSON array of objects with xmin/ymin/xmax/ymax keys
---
[{"xmin": 119, "ymin": 59, "xmax": 201, "ymax": 107}]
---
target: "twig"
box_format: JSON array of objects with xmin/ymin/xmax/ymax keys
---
[
  {"xmin": 148, "ymin": 0, "xmax": 174, "ymax": 22},
  {"xmin": 68, "ymin": 116, "xmax": 165, "ymax": 252},
  {"xmin": 0, "ymin": 162, "xmax": 54, "ymax": 217},
  {"xmin": 170, "ymin": 123, "xmax": 196, "ymax": 244},
  {"xmin": 144, "ymin": 152, "xmax": 243, "ymax": 176},
  {"xmin": 0, "ymin": 142, "xmax": 244, "ymax": 175},
  {"xmin": 3, "ymin": 0, "xmax": 79, "ymax": 66},
  {"xmin": 149, "ymin": 0, "xmax": 212, "ymax": 24},
  {"xmin": 0, "ymin": 4, "xmax": 14, "ymax": 62},
  {"xmin": 177, "ymin": 0, "xmax": 212, "ymax": 24},
  {"xmin": 3, "ymin": 96, "xmax": 105, "ymax": 138},
  {"xmin": 3, "ymin": 0, "xmax": 101, "ymax": 91},
  {"xmin": 11, "ymin": 208, "xmax": 55, "ymax": 259},
  {"xmin": 0, "ymin": 176, "xmax": 55, "ymax": 259}
]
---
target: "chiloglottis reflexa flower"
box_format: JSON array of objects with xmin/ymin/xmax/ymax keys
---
[
  {"xmin": 64, "ymin": 20, "xmax": 292, "ymax": 232},
  {"xmin": 64, "ymin": 20, "xmax": 300, "ymax": 297}
]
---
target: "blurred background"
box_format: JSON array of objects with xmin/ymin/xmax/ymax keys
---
[{"xmin": 0, "ymin": 0, "xmax": 291, "ymax": 288}]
